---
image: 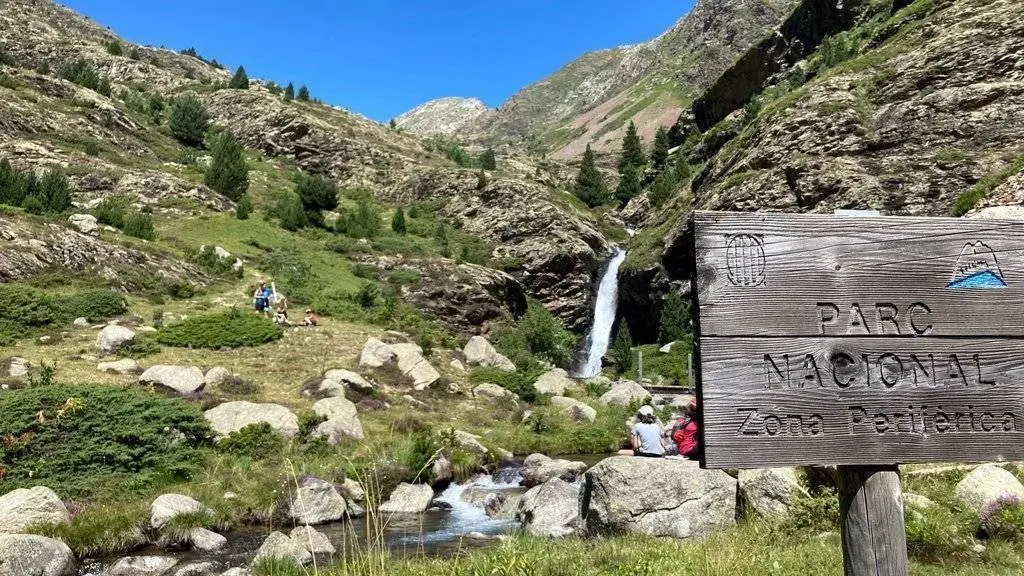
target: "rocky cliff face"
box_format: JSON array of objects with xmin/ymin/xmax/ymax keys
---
[
  {"xmin": 458, "ymin": 0, "xmax": 800, "ymax": 158},
  {"xmin": 393, "ymin": 98, "xmax": 490, "ymax": 136},
  {"xmin": 385, "ymin": 169, "xmax": 612, "ymax": 331}
]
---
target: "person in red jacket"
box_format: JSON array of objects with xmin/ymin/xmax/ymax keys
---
[{"xmin": 671, "ymin": 398, "xmax": 700, "ymax": 460}]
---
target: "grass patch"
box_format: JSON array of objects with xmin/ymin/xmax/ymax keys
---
[{"xmin": 951, "ymin": 156, "xmax": 1024, "ymax": 216}]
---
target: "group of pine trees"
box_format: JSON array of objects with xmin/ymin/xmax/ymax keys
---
[
  {"xmin": 0, "ymin": 159, "xmax": 73, "ymax": 216},
  {"xmin": 573, "ymin": 120, "xmax": 687, "ymax": 209},
  {"xmin": 611, "ymin": 289, "xmax": 691, "ymax": 376}
]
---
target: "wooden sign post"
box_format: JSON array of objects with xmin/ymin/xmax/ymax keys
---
[{"xmin": 689, "ymin": 211, "xmax": 1024, "ymax": 576}]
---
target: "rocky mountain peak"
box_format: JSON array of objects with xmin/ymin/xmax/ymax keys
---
[{"xmin": 393, "ymin": 97, "xmax": 490, "ymax": 136}]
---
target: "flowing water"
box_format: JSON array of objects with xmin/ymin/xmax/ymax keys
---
[
  {"xmin": 575, "ymin": 247, "xmax": 627, "ymax": 378},
  {"xmin": 79, "ymin": 470, "xmax": 526, "ymax": 575}
]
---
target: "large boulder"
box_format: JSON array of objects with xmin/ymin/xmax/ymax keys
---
[
  {"xmin": 358, "ymin": 338, "xmax": 396, "ymax": 368},
  {"xmin": 289, "ymin": 525, "xmax": 335, "ymax": 555},
  {"xmin": 581, "ymin": 456, "xmax": 737, "ymax": 539},
  {"xmin": 204, "ymin": 401, "xmax": 299, "ymax": 439},
  {"xmin": 139, "ymin": 365, "xmax": 206, "ymax": 395},
  {"xmin": 0, "ymin": 534, "xmax": 75, "ymax": 576},
  {"xmin": 738, "ymin": 468, "xmax": 808, "ymax": 518},
  {"xmin": 472, "ymin": 383, "xmax": 518, "ymax": 404},
  {"xmin": 97, "ymin": 358, "xmax": 142, "ymax": 375},
  {"xmin": 204, "ymin": 367, "xmax": 231, "ymax": 386},
  {"xmin": 0, "ymin": 357, "xmax": 28, "ymax": 378},
  {"xmin": 321, "ymin": 369, "xmax": 374, "ymax": 394},
  {"xmin": 68, "ymin": 213, "xmax": 98, "ymax": 236},
  {"xmin": 95, "ymin": 325, "xmax": 136, "ymax": 354},
  {"xmin": 105, "ymin": 556, "xmax": 178, "ymax": 576},
  {"xmin": 378, "ymin": 483, "xmax": 434, "ymax": 514},
  {"xmin": 954, "ymin": 464, "xmax": 1024, "ymax": 513},
  {"xmin": 392, "ymin": 343, "xmax": 440, "ymax": 390},
  {"xmin": 288, "ymin": 477, "xmax": 348, "ymax": 525},
  {"xmin": 252, "ymin": 532, "xmax": 312, "ymax": 566},
  {"xmin": 533, "ymin": 368, "xmax": 576, "ymax": 396},
  {"xmin": 463, "ymin": 337, "xmax": 516, "ymax": 372},
  {"xmin": 520, "ymin": 454, "xmax": 588, "ymax": 487},
  {"xmin": 0, "ymin": 487, "xmax": 70, "ymax": 534},
  {"xmin": 599, "ymin": 380, "xmax": 650, "ymax": 407},
  {"xmin": 515, "ymin": 478, "xmax": 581, "ymax": 537},
  {"xmin": 312, "ymin": 397, "xmax": 364, "ymax": 443},
  {"xmin": 150, "ymin": 494, "xmax": 213, "ymax": 530},
  {"xmin": 188, "ymin": 528, "xmax": 227, "ymax": 552},
  {"xmin": 549, "ymin": 396, "xmax": 596, "ymax": 423}
]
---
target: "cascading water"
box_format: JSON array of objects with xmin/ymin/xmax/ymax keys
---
[{"xmin": 575, "ymin": 247, "xmax": 627, "ymax": 378}]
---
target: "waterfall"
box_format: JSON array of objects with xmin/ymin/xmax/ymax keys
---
[{"xmin": 575, "ymin": 247, "xmax": 627, "ymax": 378}]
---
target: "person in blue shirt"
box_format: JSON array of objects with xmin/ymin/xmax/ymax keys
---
[{"xmin": 253, "ymin": 281, "xmax": 272, "ymax": 315}]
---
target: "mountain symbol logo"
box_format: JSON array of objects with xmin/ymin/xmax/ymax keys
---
[{"xmin": 946, "ymin": 241, "xmax": 1006, "ymax": 289}]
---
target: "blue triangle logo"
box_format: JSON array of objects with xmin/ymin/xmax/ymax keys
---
[{"xmin": 946, "ymin": 270, "xmax": 1006, "ymax": 289}]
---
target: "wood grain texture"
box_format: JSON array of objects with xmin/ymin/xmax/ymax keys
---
[
  {"xmin": 839, "ymin": 466, "xmax": 909, "ymax": 576},
  {"xmin": 698, "ymin": 336, "xmax": 1024, "ymax": 468},
  {"xmin": 692, "ymin": 211, "xmax": 1024, "ymax": 337}
]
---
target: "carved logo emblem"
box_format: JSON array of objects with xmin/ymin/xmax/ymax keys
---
[
  {"xmin": 725, "ymin": 234, "xmax": 766, "ymax": 287},
  {"xmin": 947, "ymin": 241, "xmax": 1006, "ymax": 289}
]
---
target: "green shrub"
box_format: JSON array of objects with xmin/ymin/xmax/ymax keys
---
[
  {"xmin": 156, "ymin": 309, "xmax": 283, "ymax": 349},
  {"xmin": 0, "ymin": 158, "xmax": 29, "ymax": 207},
  {"xmin": 391, "ymin": 206, "xmax": 407, "ymax": 234},
  {"xmin": 216, "ymin": 423, "xmax": 284, "ymax": 460},
  {"xmin": 479, "ymin": 148, "xmax": 497, "ymax": 170},
  {"xmin": 611, "ymin": 323, "xmax": 634, "ymax": 375},
  {"xmin": 21, "ymin": 194, "xmax": 45, "ymax": 215},
  {"xmin": 297, "ymin": 85, "xmax": 310, "ymax": 101},
  {"xmin": 117, "ymin": 335, "xmax": 161, "ymax": 359},
  {"xmin": 0, "ymin": 384, "xmax": 211, "ymax": 497},
  {"xmin": 83, "ymin": 140, "xmax": 100, "ymax": 156},
  {"xmin": 169, "ymin": 95, "xmax": 209, "ymax": 147},
  {"xmin": 780, "ymin": 488, "xmax": 841, "ymax": 534},
  {"xmin": 470, "ymin": 367, "xmax": 540, "ymax": 404},
  {"xmin": 228, "ymin": 66, "xmax": 249, "ymax": 89},
  {"xmin": 204, "ymin": 133, "xmax": 249, "ymax": 201},
  {"xmin": 295, "ymin": 173, "xmax": 338, "ymax": 227},
  {"xmin": 951, "ymin": 156, "xmax": 1024, "ymax": 216},
  {"xmin": 658, "ymin": 290, "xmax": 690, "ymax": 344},
  {"xmin": 58, "ymin": 58, "xmax": 102, "ymax": 91},
  {"xmin": 0, "ymin": 50, "xmax": 16, "ymax": 67},
  {"xmin": 235, "ymin": 193, "xmax": 252, "ymax": 220},
  {"xmin": 62, "ymin": 289, "xmax": 127, "ymax": 322},
  {"xmin": 980, "ymin": 496, "xmax": 1024, "ymax": 542},
  {"xmin": 493, "ymin": 300, "xmax": 576, "ymax": 367},
  {"xmin": 92, "ymin": 196, "xmax": 128, "ymax": 228},
  {"xmin": 388, "ymin": 268, "xmax": 420, "ymax": 285},
  {"xmin": 906, "ymin": 503, "xmax": 976, "ymax": 562},
  {"xmin": 275, "ymin": 192, "xmax": 308, "ymax": 231},
  {"xmin": 122, "ymin": 211, "xmax": 155, "ymax": 240},
  {"xmin": 335, "ymin": 199, "xmax": 381, "ymax": 238},
  {"xmin": 0, "ymin": 284, "xmax": 62, "ymax": 327},
  {"xmin": 105, "ymin": 41, "xmax": 123, "ymax": 56}
]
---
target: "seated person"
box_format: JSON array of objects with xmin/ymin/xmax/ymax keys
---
[
  {"xmin": 631, "ymin": 405, "xmax": 665, "ymax": 458},
  {"xmin": 671, "ymin": 398, "xmax": 701, "ymax": 460},
  {"xmin": 300, "ymin": 309, "xmax": 319, "ymax": 327},
  {"xmin": 273, "ymin": 307, "xmax": 290, "ymax": 326}
]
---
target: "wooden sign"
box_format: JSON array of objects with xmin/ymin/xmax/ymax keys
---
[{"xmin": 691, "ymin": 211, "xmax": 1024, "ymax": 469}]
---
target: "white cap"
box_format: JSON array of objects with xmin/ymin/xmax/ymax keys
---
[{"xmin": 637, "ymin": 405, "xmax": 655, "ymax": 417}]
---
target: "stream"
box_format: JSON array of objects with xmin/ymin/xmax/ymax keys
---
[{"xmin": 78, "ymin": 468, "xmax": 533, "ymax": 575}]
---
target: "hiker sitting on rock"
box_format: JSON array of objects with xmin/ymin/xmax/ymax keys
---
[
  {"xmin": 253, "ymin": 281, "xmax": 273, "ymax": 315},
  {"xmin": 300, "ymin": 309, "xmax": 319, "ymax": 327},
  {"xmin": 630, "ymin": 405, "xmax": 665, "ymax": 458},
  {"xmin": 671, "ymin": 398, "xmax": 700, "ymax": 460}
]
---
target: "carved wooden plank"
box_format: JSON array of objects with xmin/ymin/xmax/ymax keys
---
[
  {"xmin": 693, "ymin": 211, "xmax": 1024, "ymax": 337},
  {"xmin": 698, "ymin": 336, "xmax": 1024, "ymax": 468},
  {"xmin": 839, "ymin": 466, "xmax": 909, "ymax": 576}
]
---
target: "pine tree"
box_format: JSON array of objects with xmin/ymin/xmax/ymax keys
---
[
  {"xmin": 204, "ymin": 133, "xmax": 249, "ymax": 201},
  {"xmin": 389, "ymin": 119, "xmax": 397, "ymax": 130},
  {"xmin": 618, "ymin": 121, "xmax": 646, "ymax": 174},
  {"xmin": 391, "ymin": 206, "xmax": 407, "ymax": 235},
  {"xmin": 295, "ymin": 173, "xmax": 338, "ymax": 227},
  {"xmin": 235, "ymin": 193, "xmax": 252, "ymax": 220},
  {"xmin": 283, "ymin": 82, "xmax": 295, "ymax": 101},
  {"xmin": 648, "ymin": 169, "xmax": 677, "ymax": 208},
  {"xmin": 615, "ymin": 162, "xmax": 641, "ymax": 206},
  {"xmin": 573, "ymin": 144, "xmax": 609, "ymax": 208},
  {"xmin": 658, "ymin": 290, "xmax": 691, "ymax": 345},
  {"xmin": 612, "ymin": 323, "xmax": 634, "ymax": 375},
  {"xmin": 297, "ymin": 85, "xmax": 310, "ymax": 102},
  {"xmin": 228, "ymin": 66, "xmax": 249, "ymax": 89},
  {"xmin": 0, "ymin": 158, "xmax": 26, "ymax": 207},
  {"xmin": 651, "ymin": 126, "xmax": 670, "ymax": 171},
  {"xmin": 674, "ymin": 147, "xmax": 692, "ymax": 183},
  {"xmin": 479, "ymin": 148, "xmax": 497, "ymax": 170},
  {"xmin": 169, "ymin": 95, "xmax": 209, "ymax": 147},
  {"xmin": 40, "ymin": 168, "xmax": 72, "ymax": 213},
  {"xmin": 476, "ymin": 168, "xmax": 488, "ymax": 190},
  {"xmin": 277, "ymin": 193, "xmax": 308, "ymax": 231}
]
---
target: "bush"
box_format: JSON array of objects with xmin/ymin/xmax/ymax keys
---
[
  {"xmin": 275, "ymin": 192, "xmax": 308, "ymax": 231},
  {"xmin": 494, "ymin": 301, "xmax": 577, "ymax": 367},
  {"xmin": 391, "ymin": 206, "xmax": 407, "ymax": 234},
  {"xmin": 0, "ymin": 384, "xmax": 211, "ymax": 497},
  {"xmin": 658, "ymin": 290, "xmax": 690, "ymax": 344},
  {"xmin": 34, "ymin": 168, "xmax": 73, "ymax": 214},
  {"xmin": 295, "ymin": 173, "xmax": 338, "ymax": 227},
  {"xmin": 611, "ymin": 323, "xmax": 634, "ymax": 375},
  {"xmin": 906, "ymin": 503, "xmax": 976, "ymax": 562},
  {"xmin": 122, "ymin": 211, "xmax": 155, "ymax": 240},
  {"xmin": 105, "ymin": 41, "xmax": 124, "ymax": 56},
  {"xmin": 218, "ymin": 374, "xmax": 259, "ymax": 395},
  {"xmin": 228, "ymin": 66, "xmax": 249, "ymax": 89},
  {"xmin": 58, "ymin": 58, "xmax": 101, "ymax": 91},
  {"xmin": 479, "ymin": 148, "xmax": 497, "ymax": 170},
  {"xmin": 83, "ymin": 140, "xmax": 100, "ymax": 156},
  {"xmin": 204, "ymin": 133, "xmax": 249, "ymax": 201},
  {"xmin": 216, "ymin": 423, "xmax": 284, "ymax": 460},
  {"xmin": 235, "ymin": 193, "xmax": 252, "ymax": 220},
  {"xmin": 335, "ymin": 199, "xmax": 381, "ymax": 238},
  {"xmin": 980, "ymin": 495, "xmax": 1024, "ymax": 541},
  {"xmin": 62, "ymin": 289, "xmax": 127, "ymax": 322},
  {"xmin": 297, "ymin": 85, "xmax": 310, "ymax": 101},
  {"xmin": 470, "ymin": 367, "xmax": 540, "ymax": 404},
  {"xmin": 156, "ymin": 309, "xmax": 283, "ymax": 349},
  {"xmin": 169, "ymin": 95, "xmax": 209, "ymax": 147},
  {"xmin": 117, "ymin": 335, "xmax": 161, "ymax": 359}
]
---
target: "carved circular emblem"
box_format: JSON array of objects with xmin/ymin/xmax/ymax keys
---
[{"xmin": 726, "ymin": 234, "xmax": 766, "ymax": 287}]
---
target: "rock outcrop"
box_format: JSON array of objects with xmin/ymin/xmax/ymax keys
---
[
  {"xmin": 738, "ymin": 468, "xmax": 808, "ymax": 518},
  {"xmin": 203, "ymin": 401, "xmax": 299, "ymax": 439},
  {"xmin": 472, "ymin": 383, "xmax": 518, "ymax": 404},
  {"xmin": 520, "ymin": 454, "xmax": 588, "ymax": 487},
  {"xmin": 150, "ymin": 494, "xmax": 213, "ymax": 530},
  {"xmin": 533, "ymin": 368, "xmax": 577, "ymax": 396},
  {"xmin": 98, "ymin": 358, "xmax": 142, "ymax": 375},
  {"xmin": 0, "ymin": 486, "xmax": 71, "ymax": 534},
  {"xmin": 95, "ymin": 325, "xmax": 136, "ymax": 355},
  {"xmin": 252, "ymin": 532, "xmax": 312, "ymax": 566},
  {"xmin": 288, "ymin": 477, "xmax": 348, "ymax": 525},
  {"xmin": 378, "ymin": 483, "xmax": 434, "ymax": 514},
  {"xmin": 581, "ymin": 456, "xmax": 737, "ymax": 539},
  {"xmin": 289, "ymin": 525, "xmax": 336, "ymax": 555},
  {"xmin": 358, "ymin": 338, "xmax": 440, "ymax": 390},
  {"xmin": 463, "ymin": 336, "xmax": 516, "ymax": 371},
  {"xmin": 139, "ymin": 365, "xmax": 205, "ymax": 395},
  {"xmin": 955, "ymin": 464, "xmax": 1024, "ymax": 514},
  {"xmin": 598, "ymin": 380, "xmax": 650, "ymax": 407},
  {"xmin": 0, "ymin": 534, "xmax": 75, "ymax": 576},
  {"xmin": 393, "ymin": 97, "xmax": 490, "ymax": 136},
  {"xmin": 312, "ymin": 397, "xmax": 365, "ymax": 444},
  {"xmin": 549, "ymin": 396, "xmax": 596, "ymax": 423},
  {"xmin": 106, "ymin": 556, "xmax": 178, "ymax": 575}
]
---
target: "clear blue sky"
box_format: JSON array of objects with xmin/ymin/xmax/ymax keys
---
[{"xmin": 62, "ymin": 0, "xmax": 693, "ymax": 122}]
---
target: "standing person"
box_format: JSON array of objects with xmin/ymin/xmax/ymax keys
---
[
  {"xmin": 671, "ymin": 398, "xmax": 701, "ymax": 460},
  {"xmin": 631, "ymin": 405, "xmax": 666, "ymax": 458},
  {"xmin": 253, "ymin": 281, "xmax": 272, "ymax": 316}
]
